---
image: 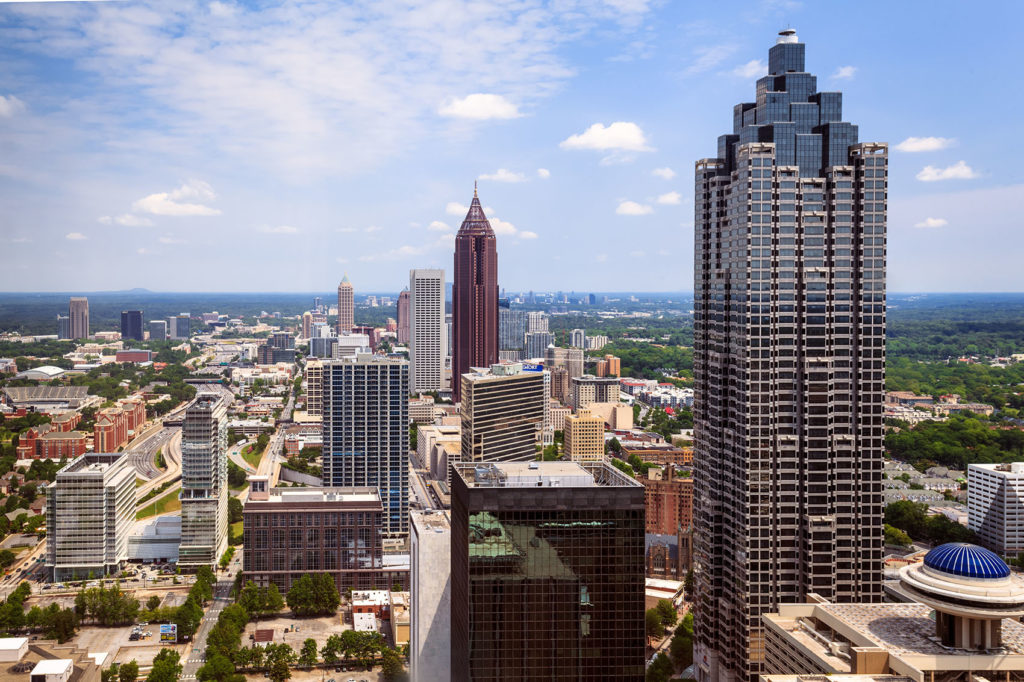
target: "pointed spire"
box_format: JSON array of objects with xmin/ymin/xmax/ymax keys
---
[
  {"xmin": 458, "ymin": 184, "xmax": 494, "ymax": 236},
  {"xmin": 474, "ymin": 180, "xmax": 478, "ymax": 198}
]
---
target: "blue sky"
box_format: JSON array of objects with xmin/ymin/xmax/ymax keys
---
[{"xmin": 0, "ymin": 0, "xmax": 1021, "ymax": 293}]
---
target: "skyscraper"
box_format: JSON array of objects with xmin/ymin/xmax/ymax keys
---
[
  {"xmin": 397, "ymin": 288, "xmax": 411, "ymax": 345},
  {"xmin": 68, "ymin": 296, "xmax": 89, "ymax": 340},
  {"xmin": 56, "ymin": 315, "xmax": 70, "ymax": 340},
  {"xmin": 569, "ymin": 328, "xmax": 586, "ymax": 348},
  {"xmin": 179, "ymin": 394, "xmax": 228, "ymax": 570},
  {"xmin": 337, "ymin": 274, "xmax": 354, "ymax": 334},
  {"xmin": 692, "ymin": 30, "xmax": 886, "ymax": 681},
  {"xmin": 460, "ymin": 363, "xmax": 545, "ymax": 465},
  {"xmin": 452, "ymin": 185, "xmax": 498, "ymax": 401},
  {"xmin": 409, "ymin": 269, "xmax": 446, "ymax": 393},
  {"xmin": 149, "ymin": 320, "xmax": 167, "ymax": 341},
  {"xmin": 168, "ymin": 313, "xmax": 191, "ymax": 340},
  {"xmin": 450, "ymin": 460, "xmax": 646, "ymax": 680},
  {"xmin": 498, "ymin": 308, "xmax": 527, "ymax": 352},
  {"xmin": 120, "ymin": 310, "xmax": 144, "ymax": 341},
  {"xmin": 322, "ymin": 354, "xmax": 409, "ymax": 536}
]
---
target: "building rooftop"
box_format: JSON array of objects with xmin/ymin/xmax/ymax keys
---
[
  {"xmin": 455, "ymin": 460, "xmax": 641, "ymax": 489},
  {"xmin": 31, "ymin": 659, "xmax": 73, "ymax": 675},
  {"xmin": 410, "ymin": 509, "xmax": 450, "ymax": 533},
  {"xmin": 57, "ymin": 453, "xmax": 127, "ymax": 476},
  {"xmin": 0, "ymin": 636, "xmax": 27, "ymax": 650},
  {"xmin": 248, "ymin": 486, "xmax": 381, "ymax": 506},
  {"xmin": 923, "ymin": 542, "xmax": 1010, "ymax": 580}
]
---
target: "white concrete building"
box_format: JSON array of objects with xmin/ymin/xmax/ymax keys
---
[
  {"xmin": 179, "ymin": 394, "xmax": 228, "ymax": 570},
  {"xmin": 46, "ymin": 453, "xmax": 135, "ymax": 581},
  {"xmin": 30, "ymin": 659, "xmax": 73, "ymax": 682},
  {"xmin": 410, "ymin": 510, "xmax": 451, "ymax": 682},
  {"xmin": 0, "ymin": 637, "xmax": 28, "ymax": 662},
  {"xmin": 968, "ymin": 462, "xmax": 1024, "ymax": 558},
  {"xmin": 409, "ymin": 269, "xmax": 446, "ymax": 393}
]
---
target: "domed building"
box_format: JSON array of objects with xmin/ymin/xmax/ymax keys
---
[{"xmin": 760, "ymin": 543, "xmax": 1024, "ymax": 681}]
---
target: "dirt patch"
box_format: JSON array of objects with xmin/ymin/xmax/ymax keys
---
[{"xmin": 241, "ymin": 612, "xmax": 350, "ymax": 651}]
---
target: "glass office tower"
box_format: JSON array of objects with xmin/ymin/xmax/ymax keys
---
[{"xmin": 693, "ymin": 30, "xmax": 887, "ymax": 681}]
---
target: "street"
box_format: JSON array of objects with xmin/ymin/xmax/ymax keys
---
[{"xmin": 180, "ymin": 549, "xmax": 244, "ymax": 680}]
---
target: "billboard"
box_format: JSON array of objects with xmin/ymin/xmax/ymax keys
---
[
  {"xmin": 521, "ymin": 363, "xmax": 543, "ymax": 372},
  {"xmin": 159, "ymin": 623, "xmax": 177, "ymax": 643}
]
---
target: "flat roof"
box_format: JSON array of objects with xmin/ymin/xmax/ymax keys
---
[
  {"xmin": 31, "ymin": 659, "xmax": 73, "ymax": 674},
  {"xmin": 411, "ymin": 509, "xmax": 450, "ymax": 533},
  {"xmin": 455, "ymin": 460, "xmax": 641, "ymax": 489},
  {"xmin": 0, "ymin": 636, "xmax": 27, "ymax": 649},
  {"xmin": 250, "ymin": 486, "xmax": 380, "ymax": 505}
]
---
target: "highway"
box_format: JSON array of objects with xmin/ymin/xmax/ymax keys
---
[
  {"xmin": 125, "ymin": 426, "xmax": 178, "ymax": 479},
  {"xmin": 136, "ymin": 429, "xmax": 183, "ymax": 500}
]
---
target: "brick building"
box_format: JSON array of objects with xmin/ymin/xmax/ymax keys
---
[
  {"xmin": 641, "ymin": 466, "xmax": 693, "ymax": 536},
  {"xmin": 93, "ymin": 399, "xmax": 146, "ymax": 452},
  {"xmin": 16, "ymin": 425, "xmax": 88, "ymax": 460}
]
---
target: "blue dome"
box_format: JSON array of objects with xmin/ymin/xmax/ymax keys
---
[{"xmin": 923, "ymin": 543, "xmax": 1010, "ymax": 580}]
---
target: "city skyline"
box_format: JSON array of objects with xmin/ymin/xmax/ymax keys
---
[{"xmin": 0, "ymin": 2, "xmax": 1020, "ymax": 293}]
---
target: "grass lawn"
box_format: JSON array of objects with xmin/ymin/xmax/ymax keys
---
[
  {"xmin": 136, "ymin": 477, "xmax": 145, "ymax": 488},
  {"xmin": 241, "ymin": 443, "xmax": 264, "ymax": 469},
  {"xmin": 136, "ymin": 486, "xmax": 181, "ymax": 519},
  {"xmin": 229, "ymin": 479, "xmax": 247, "ymax": 492}
]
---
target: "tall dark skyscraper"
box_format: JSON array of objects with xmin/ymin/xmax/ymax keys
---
[
  {"xmin": 452, "ymin": 185, "xmax": 498, "ymax": 402},
  {"xmin": 450, "ymin": 461, "xmax": 646, "ymax": 681},
  {"xmin": 120, "ymin": 310, "xmax": 143, "ymax": 341},
  {"xmin": 692, "ymin": 30, "xmax": 886, "ymax": 681}
]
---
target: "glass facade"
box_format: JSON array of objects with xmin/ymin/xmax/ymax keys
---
[{"xmin": 451, "ymin": 462, "xmax": 646, "ymax": 681}]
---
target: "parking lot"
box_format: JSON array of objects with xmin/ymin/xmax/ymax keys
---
[{"xmin": 241, "ymin": 613, "xmax": 352, "ymax": 652}]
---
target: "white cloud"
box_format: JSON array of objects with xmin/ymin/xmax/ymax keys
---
[
  {"xmin": 359, "ymin": 244, "xmax": 425, "ymax": 262},
  {"xmin": 616, "ymin": 200, "xmax": 653, "ymax": 216},
  {"xmin": 489, "ymin": 217, "xmax": 518, "ymax": 236},
  {"xmin": 438, "ymin": 94, "xmax": 520, "ymax": 120},
  {"xmin": 916, "ymin": 161, "xmax": 979, "ymax": 182},
  {"xmin": 479, "ymin": 168, "xmax": 527, "ymax": 182},
  {"xmin": 731, "ymin": 59, "xmax": 766, "ymax": 78},
  {"xmin": 98, "ymin": 214, "xmax": 154, "ymax": 227},
  {"xmin": 0, "ymin": 95, "xmax": 26, "ymax": 118},
  {"xmin": 595, "ymin": 253, "xmax": 608, "ymax": 263},
  {"xmin": 651, "ymin": 167, "xmax": 675, "ymax": 180},
  {"xmin": 536, "ymin": 168, "xmax": 550, "ymax": 179},
  {"xmin": 133, "ymin": 179, "xmax": 221, "ymax": 216},
  {"xmin": 260, "ymin": 225, "xmax": 299, "ymax": 234},
  {"xmin": 428, "ymin": 221, "xmax": 451, "ymax": 232},
  {"xmin": 560, "ymin": 122, "xmax": 653, "ymax": 152},
  {"xmin": 656, "ymin": 191, "xmax": 681, "ymax": 205},
  {"xmin": 518, "ymin": 230, "xmax": 538, "ymax": 239},
  {"xmin": 158, "ymin": 235, "xmax": 186, "ymax": 244},
  {"xmin": 65, "ymin": 232, "xmax": 87, "ymax": 240},
  {"xmin": 137, "ymin": 247, "xmax": 155, "ymax": 255},
  {"xmin": 914, "ymin": 217, "xmax": 948, "ymax": 228},
  {"xmin": 364, "ymin": 225, "xmax": 382, "ymax": 233},
  {"xmin": 831, "ymin": 65, "xmax": 857, "ymax": 80},
  {"xmin": 894, "ymin": 136, "xmax": 956, "ymax": 153},
  {"xmin": 629, "ymin": 249, "xmax": 645, "ymax": 257},
  {"xmin": 686, "ymin": 44, "xmax": 737, "ymax": 75},
  {"xmin": 446, "ymin": 202, "xmax": 469, "ymax": 216}
]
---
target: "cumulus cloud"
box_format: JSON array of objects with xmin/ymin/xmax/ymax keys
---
[
  {"xmin": 446, "ymin": 202, "xmax": 469, "ymax": 216},
  {"xmin": 98, "ymin": 214, "xmax": 154, "ymax": 227},
  {"xmin": 656, "ymin": 191, "xmax": 681, "ymax": 205},
  {"xmin": 359, "ymin": 244, "xmax": 425, "ymax": 261},
  {"xmin": 561, "ymin": 122, "xmax": 652, "ymax": 153},
  {"xmin": 260, "ymin": 225, "xmax": 299, "ymax": 234},
  {"xmin": 518, "ymin": 230, "xmax": 538, "ymax": 239},
  {"xmin": 364, "ymin": 225, "xmax": 382, "ymax": 233},
  {"xmin": 731, "ymin": 59, "xmax": 766, "ymax": 78},
  {"xmin": 914, "ymin": 217, "xmax": 948, "ymax": 228},
  {"xmin": 133, "ymin": 179, "xmax": 221, "ymax": 216},
  {"xmin": 137, "ymin": 247, "xmax": 155, "ymax": 255},
  {"xmin": 479, "ymin": 168, "xmax": 527, "ymax": 182},
  {"xmin": 427, "ymin": 221, "xmax": 451, "ymax": 232},
  {"xmin": 0, "ymin": 95, "xmax": 26, "ymax": 118},
  {"xmin": 895, "ymin": 136, "xmax": 956, "ymax": 153},
  {"xmin": 438, "ymin": 94, "xmax": 520, "ymax": 120},
  {"xmin": 65, "ymin": 232, "xmax": 87, "ymax": 240},
  {"xmin": 489, "ymin": 217, "xmax": 518, "ymax": 236},
  {"xmin": 916, "ymin": 161, "xmax": 979, "ymax": 182},
  {"xmin": 616, "ymin": 200, "xmax": 653, "ymax": 215},
  {"xmin": 158, "ymin": 235, "xmax": 186, "ymax": 244},
  {"xmin": 536, "ymin": 168, "xmax": 550, "ymax": 179},
  {"xmin": 651, "ymin": 167, "xmax": 675, "ymax": 180},
  {"xmin": 831, "ymin": 65, "xmax": 857, "ymax": 79}
]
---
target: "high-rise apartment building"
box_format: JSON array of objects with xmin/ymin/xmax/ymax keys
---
[
  {"xmin": 570, "ymin": 328, "xmax": 586, "ymax": 348},
  {"xmin": 526, "ymin": 311, "xmax": 548, "ymax": 333},
  {"xmin": 397, "ymin": 289, "xmax": 410, "ymax": 345},
  {"xmin": 337, "ymin": 274, "xmax": 354, "ymax": 334},
  {"xmin": 595, "ymin": 354, "xmax": 622, "ymax": 378},
  {"xmin": 693, "ymin": 30, "xmax": 886, "ymax": 681},
  {"xmin": 68, "ymin": 296, "xmax": 89, "ymax": 340},
  {"xmin": 410, "ymin": 509, "xmax": 451, "ymax": 682},
  {"xmin": 301, "ymin": 311, "xmax": 313, "ymax": 340},
  {"xmin": 56, "ymin": 315, "xmax": 70, "ymax": 340},
  {"xmin": 46, "ymin": 453, "xmax": 135, "ymax": 581},
  {"xmin": 570, "ymin": 374, "xmax": 620, "ymax": 410},
  {"xmin": 409, "ymin": 269, "xmax": 446, "ymax": 393},
  {"xmin": 545, "ymin": 345, "xmax": 584, "ymax": 378},
  {"xmin": 968, "ymin": 463, "xmax": 1024, "ymax": 558},
  {"xmin": 564, "ymin": 407, "xmax": 605, "ymax": 462},
  {"xmin": 322, "ymin": 354, "xmax": 409, "ymax": 536},
  {"xmin": 450, "ymin": 461, "xmax": 646, "ymax": 680},
  {"xmin": 179, "ymin": 394, "xmax": 229, "ymax": 570},
  {"xmin": 452, "ymin": 187, "xmax": 498, "ymax": 401},
  {"xmin": 460, "ymin": 363, "xmax": 545, "ymax": 465},
  {"xmin": 523, "ymin": 331, "xmax": 554, "ymax": 360},
  {"xmin": 120, "ymin": 310, "xmax": 143, "ymax": 341},
  {"xmin": 304, "ymin": 358, "xmax": 324, "ymax": 418},
  {"xmin": 149, "ymin": 319, "xmax": 167, "ymax": 341},
  {"xmin": 498, "ymin": 308, "xmax": 527, "ymax": 352}
]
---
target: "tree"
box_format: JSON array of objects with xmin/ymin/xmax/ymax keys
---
[
  {"xmin": 608, "ymin": 437, "xmax": 621, "ymax": 454},
  {"xmin": 287, "ymin": 573, "xmax": 339, "ymax": 617},
  {"xmin": 0, "ymin": 549, "xmax": 15, "ymax": 568},
  {"xmin": 299, "ymin": 637, "xmax": 318, "ymax": 668},
  {"xmin": 118, "ymin": 660, "xmax": 139, "ymax": 682},
  {"xmin": 670, "ymin": 612, "xmax": 694, "ymax": 669},
  {"xmin": 646, "ymin": 652, "xmax": 674, "ymax": 682},
  {"xmin": 381, "ymin": 647, "xmax": 406, "ymax": 681},
  {"xmin": 102, "ymin": 664, "xmax": 118, "ymax": 682},
  {"xmin": 884, "ymin": 523, "xmax": 912, "ymax": 547},
  {"xmin": 645, "ymin": 608, "xmax": 664, "ymax": 639},
  {"xmin": 197, "ymin": 653, "xmax": 236, "ymax": 682},
  {"xmin": 146, "ymin": 649, "xmax": 182, "ymax": 682},
  {"xmin": 268, "ymin": 657, "xmax": 291, "ymax": 682},
  {"xmin": 228, "ymin": 497, "xmax": 243, "ymax": 524},
  {"xmin": 146, "ymin": 595, "xmax": 162, "ymax": 611},
  {"xmin": 683, "ymin": 568, "xmax": 694, "ymax": 595},
  {"xmin": 321, "ymin": 634, "xmax": 343, "ymax": 664},
  {"xmin": 656, "ymin": 599, "xmax": 677, "ymax": 628}
]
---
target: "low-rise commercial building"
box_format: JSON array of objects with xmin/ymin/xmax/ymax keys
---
[
  {"xmin": 242, "ymin": 481, "xmax": 409, "ymax": 593},
  {"xmin": 46, "ymin": 453, "xmax": 136, "ymax": 581},
  {"xmin": 15, "ymin": 426, "xmax": 87, "ymax": 460},
  {"xmin": 570, "ymin": 374, "xmax": 620, "ymax": 410}
]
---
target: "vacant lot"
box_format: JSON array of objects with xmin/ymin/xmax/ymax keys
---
[{"xmin": 241, "ymin": 612, "xmax": 349, "ymax": 651}]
